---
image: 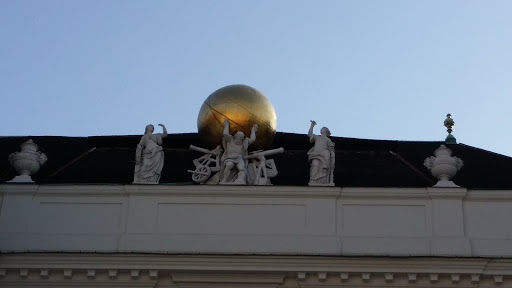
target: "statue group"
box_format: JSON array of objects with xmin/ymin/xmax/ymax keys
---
[
  {"xmin": 188, "ymin": 120, "xmax": 284, "ymax": 185},
  {"xmin": 4, "ymin": 117, "xmax": 463, "ymax": 188},
  {"xmin": 133, "ymin": 120, "xmax": 334, "ymax": 186}
]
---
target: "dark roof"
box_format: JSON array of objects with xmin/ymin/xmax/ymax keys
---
[{"xmin": 1, "ymin": 133, "xmax": 511, "ymax": 189}]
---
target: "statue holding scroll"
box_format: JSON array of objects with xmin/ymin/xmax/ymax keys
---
[
  {"xmin": 219, "ymin": 119, "xmax": 258, "ymax": 185},
  {"xmin": 133, "ymin": 124, "xmax": 167, "ymax": 184},
  {"xmin": 307, "ymin": 120, "xmax": 335, "ymax": 186}
]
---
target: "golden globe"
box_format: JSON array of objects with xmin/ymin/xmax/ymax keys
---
[{"xmin": 197, "ymin": 85, "xmax": 277, "ymax": 150}]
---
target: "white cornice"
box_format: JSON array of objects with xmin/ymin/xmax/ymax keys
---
[
  {"xmin": 1, "ymin": 254, "xmax": 510, "ymax": 274},
  {"xmin": 340, "ymin": 187, "xmax": 429, "ymax": 199},
  {"xmin": 466, "ymin": 190, "xmax": 512, "ymax": 200},
  {"xmin": 0, "ymin": 184, "xmax": 340, "ymax": 198},
  {"xmin": 1, "ymin": 254, "xmax": 512, "ymax": 287},
  {"xmin": 1, "ymin": 185, "xmax": 511, "ymax": 200}
]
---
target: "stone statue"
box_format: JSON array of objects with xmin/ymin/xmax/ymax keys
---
[
  {"xmin": 8, "ymin": 139, "xmax": 47, "ymax": 183},
  {"xmin": 246, "ymin": 147, "xmax": 284, "ymax": 185},
  {"xmin": 307, "ymin": 120, "xmax": 335, "ymax": 186},
  {"xmin": 188, "ymin": 145, "xmax": 223, "ymax": 184},
  {"xmin": 219, "ymin": 119, "xmax": 258, "ymax": 185},
  {"xmin": 133, "ymin": 124, "xmax": 167, "ymax": 184}
]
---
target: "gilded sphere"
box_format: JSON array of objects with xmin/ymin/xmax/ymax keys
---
[{"xmin": 197, "ymin": 84, "xmax": 277, "ymax": 150}]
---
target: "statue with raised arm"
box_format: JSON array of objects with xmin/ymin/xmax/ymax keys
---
[
  {"xmin": 307, "ymin": 120, "xmax": 335, "ymax": 186},
  {"xmin": 133, "ymin": 124, "xmax": 168, "ymax": 184},
  {"xmin": 219, "ymin": 119, "xmax": 258, "ymax": 185}
]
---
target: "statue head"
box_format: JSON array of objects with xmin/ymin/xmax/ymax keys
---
[
  {"xmin": 144, "ymin": 124, "xmax": 154, "ymax": 134},
  {"xmin": 234, "ymin": 131, "xmax": 245, "ymax": 145},
  {"xmin": 320, "ymin": 127, "xmax": 331, "ymax": 137}
]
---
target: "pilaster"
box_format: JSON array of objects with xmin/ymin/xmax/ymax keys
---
[{"xmin": 428, "ymin": 187, "xmax": 471, "ymax": 256}]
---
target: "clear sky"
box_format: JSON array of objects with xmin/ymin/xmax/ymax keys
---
[{"xmin": 1, "ymin": 1, "xmax": 511, "ymax": 156}]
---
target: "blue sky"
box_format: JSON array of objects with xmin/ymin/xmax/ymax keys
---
[{"xmin": 1, "ymin": 1, "xmax": 511, "ymax": 156}]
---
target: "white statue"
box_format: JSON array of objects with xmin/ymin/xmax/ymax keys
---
[
  {"xmin": 133, "ymin": 124, "xmax": 167, "ymax": 184},
  {"xmin": 188, "ymin": 145, "xmax": 223, "ymax": 184},
  {"xmin": 188, "ymin": 144, "xmax": 284, "ymax": 186},
  {"xmin": 219, "ymin": 119, "xmax": 258, "ymax": 185},
  {"xmin": 307, "ymin": 120, "xmax": 335, "ymax": 186},
  {"xmin": 7, "ymin": 139, "xmax": 47, "ymax": 183},
  {"xmin": 246, "ymin": 148, "xmax": 284, "ymax": 185},
  {"xmin": 424, "ymin": 144, "xmax": 463, "ymax": 187}
]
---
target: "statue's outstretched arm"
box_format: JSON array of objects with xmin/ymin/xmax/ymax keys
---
[
  {"xmin": 158, "ymin": 124, "xmax": 168, "ymax": 138},
  {"xmin": 248, "ymin": 124, "xmax": 258, "ymax": 145},
  {"xmin": 308, "ymin": 120, "xmax": 316, "ymax": 141},
  {"xmin": 223, "ymin": 119, "xmax": 231, "ymax": 137}
]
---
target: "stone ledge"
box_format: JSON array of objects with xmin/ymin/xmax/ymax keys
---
[
  {"xmin": 0, "ymin": 254, "xmax": 511, "ymax": 287},
  {"xmin": 2, "ymin": 185, "xmax": 511, "ymax": 200},
  {"xmin": 0, "ymin": 253, "xmax": 507, "ymax": 273}
]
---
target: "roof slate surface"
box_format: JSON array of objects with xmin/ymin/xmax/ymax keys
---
[{"xmin": 1, "ymin": 133, "xmax": 511, "ymax": 189}]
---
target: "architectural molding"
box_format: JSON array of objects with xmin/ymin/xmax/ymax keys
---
[
  {"xmin": 0, "ymin": 254, "xmax": 511, "ymax": 287},
  {"xmin": 466, "ymin": 190, "xmax": 512, "ymax": 200},
  {"xmin": 0, "ymin": 184, "xmax": 340, "ymax": 198},
  {"xmin": 4, "ymin": 185, "xmax": 512, "ymax": 201}
]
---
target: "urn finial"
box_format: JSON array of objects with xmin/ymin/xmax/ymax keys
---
[
  {"xmin": 7, "ymin": 139, "xmax": 47, "ymax": 183},
  {"xmin": 424, "ymin": 144, "xmax": 463, "ymax": 187},
  {"xmin": 444, "ymin": 113, "xmax": 457, "ymax": 144}
]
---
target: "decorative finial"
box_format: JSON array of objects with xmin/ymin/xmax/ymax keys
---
[
  {"xmin": 444, "ymin": 113, "xmax": 456, "ymax": 144},
  {"xmin": 424, "ymin": 144, "xmax": 463, "ymax": 187},
  {"xmin": 7, "ymin": 139, "xmax": 47, "ymax": 183}
]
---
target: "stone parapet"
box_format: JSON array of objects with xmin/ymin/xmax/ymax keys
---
[{"xmin": 0, "ymin": 184, "xmax": 511, "ymax": 257}]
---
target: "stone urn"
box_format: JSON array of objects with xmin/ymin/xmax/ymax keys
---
[
  {"xmin": 7, "ymin": 139, "xmax": 47, "ymax": 183},
  {"xmin": 424, "ymin": 144, "xmax": 463, "ymax": 188}
]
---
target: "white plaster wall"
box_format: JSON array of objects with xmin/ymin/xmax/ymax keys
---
[
  {"xmin": 0, "ymin": 184, "xmax": 511, "ymax": 257},
  {"xmin": 464, "ymin": 190, "xmax": 512, "ymax": 256}
]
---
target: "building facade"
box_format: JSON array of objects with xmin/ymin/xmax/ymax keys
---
[{"xmin": 1, "ymin": 133, "xmax": 511, "ymax": 287}]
